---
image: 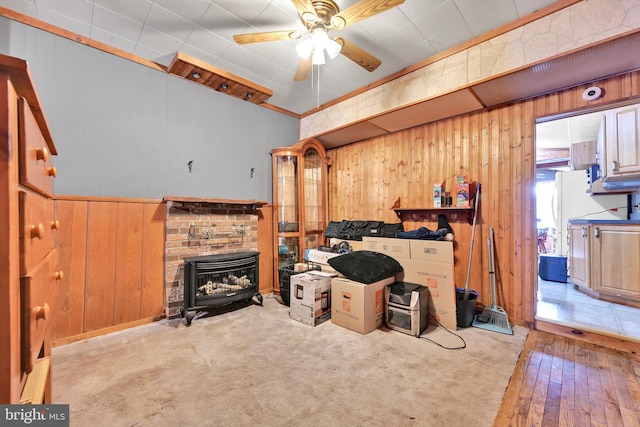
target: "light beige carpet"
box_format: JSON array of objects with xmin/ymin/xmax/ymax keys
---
[{"xmin": 52, "ymin": 295, "xmax": 528, "ymax": 427}]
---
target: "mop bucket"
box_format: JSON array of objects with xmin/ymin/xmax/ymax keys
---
[{"xmin": 456, "ymin": 288, "xmax": 478, "ymax": 328}]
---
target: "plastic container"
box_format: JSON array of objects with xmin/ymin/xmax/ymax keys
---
[
  {"xmin": 455, "ymin": 288, "xmax": 478, "ymax": 328},
  {"xmin": 538, "ymin": 254, "xmax": 567, "ymax": 283}
]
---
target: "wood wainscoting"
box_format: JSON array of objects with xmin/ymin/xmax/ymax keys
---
[
  {"xmin": 53, "ymin": 197, "xmax": 166, "ymax": 345},
  {"xmin": 326, "ymin": 69, "xmax": 640, "ymax": 329},
  {"xmin": 52, "ymin": 195, "xmax": 275, "ymax": 345}
]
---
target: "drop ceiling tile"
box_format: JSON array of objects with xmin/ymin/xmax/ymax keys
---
[
  {"xmin": 35, "ymin": 0, "xmax": 94, "ymax": 24},
  {"xmin": 151, "ymin": 0, "xmax": 212, "ymax": 24},
  {"xmin": 248, "ymin": 1, "xmax": 305, "ymax": 32},
  {"xmin": 355, "ymin": 7, "xmax": 410, "ymax": 42},
  {"xmin": 368, "ymin": 89, "xmax": 483, "ymax": 132},
  {"xmin": 514, "ymin": 0, "xmax": 558, "ymax": 16},
  {"xmin": 213, "ymin": 0, "xmax": 271, "ymax": 25},
  {"xmin": 397, "ymin": 0, "xmax": 448, "ymax": 19},
  {"xmin": 411, "ymin": 0, "xmax": 470, "ymax": 41},
  {"xmin": 197, "ymin": 3, "xmax": 255, "ymax": 41},
  {"xmin": 185, "ymin": 25, "xmax": 232, "ymax": 58},
  {"xmin": 144, "ymin": 4, "xmax": 196, "ymax": 40},
  {"xmin": 33, "ymin": 7, "xmax": 91, "ymax": 38},
  {"xmin": 90, "ymin": 27, "xmax": 137, "ymax": 53},
  {"xmin": 137, "ymin": 25, "xmax": 184, "ymax": 56},
  {"xmin": 378, "ymin": 22, "xmax": 430, "ymax": 58},
  {"xmin": 92, "ymin": 5, "xmax": 143, "ymax": 42},
  {"xmin": 132, "ymin": 44, "xmax": 165, "ymax": 62},
  {"xmin": 455, "ymin": 0, "xmax": 518, "ymax": 36},
  {"xmin": 93, "ymin": 0, "xmax": 152, "ymax": 24},
  {"xmin": 0, "ymin": 0, "xmax": 35, "ymax": 15}
]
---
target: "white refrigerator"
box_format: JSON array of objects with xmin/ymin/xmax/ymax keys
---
[{"xmin": 552, "ymin": 170, "xmax": 628, "ymax": 257}]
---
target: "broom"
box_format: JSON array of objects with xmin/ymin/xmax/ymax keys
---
[{"xmin": 472, "ymin": 227, "xmax": 513, "ymax": 335}]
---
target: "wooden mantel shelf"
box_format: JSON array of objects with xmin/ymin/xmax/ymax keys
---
[
  {"xmin": 163, "ymin": 196, "xmax": 267, "ymax": 206},
  {"xmin": 163, "ymin": 196, "xmax": 268, "ymax": 214},
  {"xmin": 393, "ymin": 207, "xmax": 475, "ymax": 224}
]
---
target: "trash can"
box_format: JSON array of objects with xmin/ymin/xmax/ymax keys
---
[{"xmin": 456, "ymin": 288, "xmax": 478, "ymax": 328}]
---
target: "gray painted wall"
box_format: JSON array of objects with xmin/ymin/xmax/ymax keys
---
[{"xmin": 1, "ymin": 17, "xmax": 299, "ymax": 202}]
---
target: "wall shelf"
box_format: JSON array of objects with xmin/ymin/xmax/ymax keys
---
[{"xmin": 393, "ymin": 207, "xmax": 475, "ymax": 224}]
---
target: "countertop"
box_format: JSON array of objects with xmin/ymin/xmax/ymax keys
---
[{"xmin": 569, "ymin": 219, "xmax": 640, "ymax": 225}]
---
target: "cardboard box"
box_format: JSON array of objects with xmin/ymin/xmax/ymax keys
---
[
  {"xmin": 434, "ymin": 183, "xmax": 443, "ymax": 208},
  {"xmin": 331, "ymin": 276, "xmax": 395, "ymax": 334},
  {"xmin": 396, "ymin": 259, "xmax": 457, "ymax": 329},
  {"xmin": 362, "ymin": 237, "xmax": 411, "ymax": 260},
  {"xmin": 290, "ymin": 271, "xmax": 336, "ymax": 326},
  {"xmin": 429, "ymin": 303, "xmax": 458, "ymax": 330},
  {"xmin": 305, "ymin": 248, "xmax": 342, "ymax": 265},
  {"xmin": 409, "ymin": 240, "xmax": 454, "ymax": 264},
  {"xmin": 456, "ymin": 183, "xmax": 470, "ymax": 207}
]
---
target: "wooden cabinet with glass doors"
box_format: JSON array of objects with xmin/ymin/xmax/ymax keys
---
[{"xmin": 271, "ymin": 139, "xmax": 329, "ymax": 291}]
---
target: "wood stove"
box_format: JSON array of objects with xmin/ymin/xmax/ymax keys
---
[{"xmin": 181, "ymin": 251, "xmax": 262, "ymax": 325}]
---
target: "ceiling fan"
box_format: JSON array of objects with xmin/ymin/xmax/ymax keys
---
[{"xmin": 233, "ymin": 0, "xmax": 405, "ymax": 81}]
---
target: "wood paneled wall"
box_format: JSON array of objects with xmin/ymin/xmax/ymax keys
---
[
  {"xmin": 53, "ymin": 197, "xmax": 166, "ymax": 343},
  {"xmin": 53, "ymin": 197, "xmax": 275, "ymax": 344},
  {"xmin": 327, "ymin": 70, "xmax": 640, "ymax": 327}
]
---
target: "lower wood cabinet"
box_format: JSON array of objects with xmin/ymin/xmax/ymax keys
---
[
  {"xmin": 569, "ymin": 222, "xmax": 640, "ymax": 305},
  {"xmin": 591, "ymin": 225, "xmax": 640, "ymax": 301},
  {"xmin": 568, "ymin": 224, "xmax": 590, "ymax": 291}
]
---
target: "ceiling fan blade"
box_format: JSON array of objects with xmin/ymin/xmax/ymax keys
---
[
  {"xmin": 294, "ymin": 56, "xmax": 313, "ymax": 81},
  {"xmin": 331, "ymin": 0, "xmax": 405, "ymax": 29},
  {"xmin": 335, "ymin": 38, "xmax": 381, "ymax": 72},
  {"xmin": 291, "ymin": 0, "xmax": 318, "ymax": 23},
  {"xmin": 233, "ymin": 30, "xmax": 301, "ymax": 44}
]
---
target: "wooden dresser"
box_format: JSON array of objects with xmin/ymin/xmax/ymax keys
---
[{"xmin": 0, "ymin": 53, "xmax": 60, "ymax": 403}]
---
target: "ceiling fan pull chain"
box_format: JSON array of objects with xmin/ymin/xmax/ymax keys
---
[{"xmin": 316, "ymin": 65, "xmax": 321, "ymax": 109}]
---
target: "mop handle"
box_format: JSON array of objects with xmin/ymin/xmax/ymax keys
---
[
  {"xmin": 488, "ymin": 228, "xmax": 497, "ymax": 306},
  {"xmin": 464, "ymin": 184, "xmax": 481, "ymax": 289}
]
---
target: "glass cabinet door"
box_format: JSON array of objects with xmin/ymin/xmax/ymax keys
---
[
  {"xmin": 275, "ymin": 154, "xmax": 299, "ymax": 233},
  {"xmin": 302, "ymin": 146, "xmax": 325, "ymax": 251}
]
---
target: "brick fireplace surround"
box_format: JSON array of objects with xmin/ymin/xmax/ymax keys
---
[{"xmin": 163, "ymin": 196, "xmax": 267, "ymax": 318}]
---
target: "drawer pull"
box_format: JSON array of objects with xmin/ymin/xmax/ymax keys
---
[
  {"xmin": 54, "ymin": 270, "xmax": 64, "ymax": 281},
  {"xmin": 30, "ymin": 223, "xmax": 45, "ymax": 240},
  {"xmin": 34, "ymin": 304, "xmax": 50, "ymax": 321},
  {"xmin": 48, "ymin": 166, "xmax": 57, "ymax": 177},
  {"xmin": 35, "ymin": 146, "xmax": 49, "ymax": 162},
  {"xmin": 51, "ymin": 220, "xmax": 60, "ymax": 230}
]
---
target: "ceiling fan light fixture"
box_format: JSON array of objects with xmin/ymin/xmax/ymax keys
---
[
  {"xmin": 296, "ymin": 38, "xmax": 314, "ymax": 59},
  {"xmin": 325, "ymin": 38, "xmax": 341, "ymax": 59},
  {"xmin": 312, "ymin": 48, "xmax": 325, "ymax": 65}
]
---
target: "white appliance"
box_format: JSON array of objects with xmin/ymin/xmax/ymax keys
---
[{"xmin": 552, "ymin": 170, "xmax": 628, "ymax": 257}]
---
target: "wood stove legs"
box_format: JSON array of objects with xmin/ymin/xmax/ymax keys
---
[
  {"xmin": 181, "ymin": 293, "xmax": 264, "ymax": 326},
  {"xmin": 253, "ymin": 292, "xmax": 264, "ymax": 306}
]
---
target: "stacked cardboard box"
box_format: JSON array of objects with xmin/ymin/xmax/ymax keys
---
[
  {"xmin": 362, "ymin": 237, "xmax": 456, "ymax": 330},
  {"xmin": 290, "ymin": 271, "xmax": 337, "ymax": 326},
  {"xmin": 331, "ymin": 276, "xmax": 396, "ymax": 334}
]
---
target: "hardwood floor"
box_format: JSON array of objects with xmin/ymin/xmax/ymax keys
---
[{"xmin": 495, "ymin": 330, "xmax": 640, "ymax": 426}]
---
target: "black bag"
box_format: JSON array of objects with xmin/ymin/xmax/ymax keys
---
[
  {"xmin": 346, "ymin": 220, "xmax": 369, "ymax": 241},
  {"xmin": 336, "ymin": 220, "xmax": 353, "ymax": 239},
  {"xmin": 324, "ymin": 221, "xmax": 341, "ymax": 238},
  {"xmin": 363, "ymin": 221, "xmax": 384, "ymax": 237},
  {"xmin": 381, "ymin": 222, "xmax": 404, "ymax": 238}
]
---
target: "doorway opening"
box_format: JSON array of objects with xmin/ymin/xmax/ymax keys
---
[{"xmin": 534, "ymin": 112, "xmax": 640, "ymax": 342}]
